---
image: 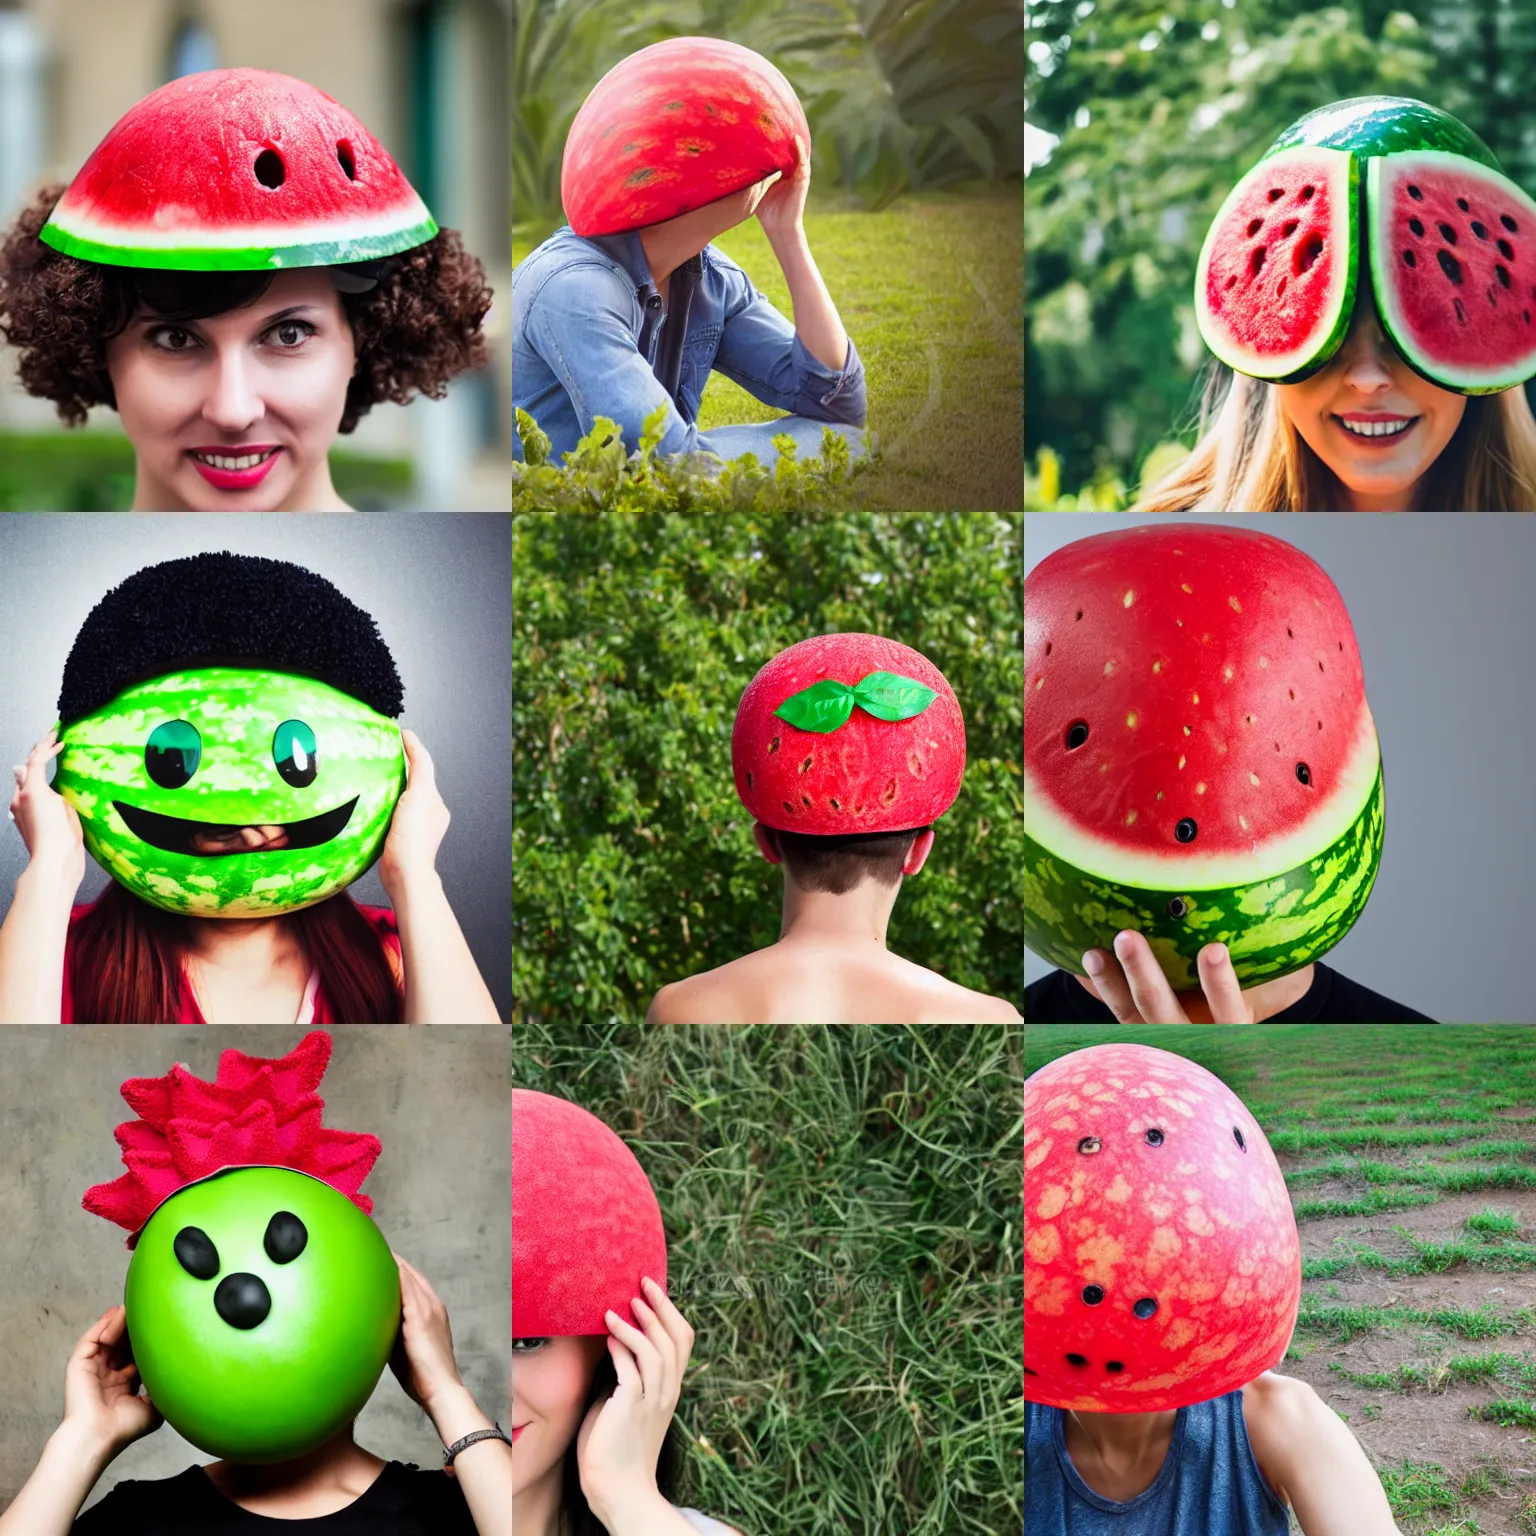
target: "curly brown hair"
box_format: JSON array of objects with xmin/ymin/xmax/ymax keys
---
[{"xmin": 0, "ymin": 183, "xmax": 492, "ymax": 431}]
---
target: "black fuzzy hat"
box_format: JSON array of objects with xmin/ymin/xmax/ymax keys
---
[{"xmin": 58, "ymin": 552, "xmax": 403, "ymax": 724}]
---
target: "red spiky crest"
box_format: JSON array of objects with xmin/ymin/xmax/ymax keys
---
[{"xmin": 83, "ymin": 1031, "xmax": 381, "ymax": 1245}]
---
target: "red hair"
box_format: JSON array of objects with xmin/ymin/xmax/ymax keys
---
[{"xmin": 69, "ymin": 884, "xmax": 400, "ymax": 1023}]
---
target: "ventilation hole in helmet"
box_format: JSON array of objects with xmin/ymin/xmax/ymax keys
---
[
  {"xmin": 254, "ymin": 149, "xmax": 285, "ymax": 189},
  {"xmin": 1082, "ymin": 1285, "xmax": 1104, "ymax": 1305},
  {"xmin": 1296, "ymin": 761, "xmax": 1311, "ymax": 785},
  {"xmin": 1167, "ymin": 896, "xmax": 1189, "ymax": 920},
  {"xmin": 1066, "ymin": 1353, "xmax": 1089, "ymax": 1368},
  {"xmin": 1234, "ymin": 1126, "xmax": 1247, "ymax": 1151},
  {"xmin": 1106, "ymin": 1361, "xmax": 1126, "ymax": 1373},
  {"xmin": 336, "ymin": 140, "xmax": 357, "ymax": 180},
  {"xmin": 1066, "ymin": 720, "xmax": 1089, "ymax": 750},
  {"xmin": 1023, "ymin": 1366, "xmax": 1037, "ymax": 1376},
  {"xmin": 1175, "ymin": 817, "xmax": 1197, "ymax": 843},
  {"xmin": 1133, "ymin": 1297, "xmax": 1159, "ymax": 1319}
]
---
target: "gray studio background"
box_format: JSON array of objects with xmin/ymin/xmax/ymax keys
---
[
  {"xmin": 0, "ymin": 514, "xmax": 511, "ymax": 1018},
  {"xmin": 0, "ymin": 1025, "xmax": 510, "ymax": 1507},
  {"xmin": 1024, "ymin": 513, "xmax": 1536, "ymax": 1024}
]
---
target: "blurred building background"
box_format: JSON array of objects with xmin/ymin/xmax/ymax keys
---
[{"xmin": 0, "ymin": 0, "xmax": 510, "ymax": 509}]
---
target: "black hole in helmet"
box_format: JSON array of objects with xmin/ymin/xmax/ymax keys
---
[
  {"xmin": 1167, "ymin": 895, "xmax": 1189, "ymax": 919},
  {"xmin": 1082, "ymin": 1285, "xmax": 1104, "ymax": 1305},
  {"xmin": 1296, "ymin": 761, "xmax": 1311, "ymax": 785},
  {"xmin": 1234, "ymin": 1126, "xmax": 1247, "ymax": 1151},
  {"xmin": 1066, "ymin": 1353, "xmax": 1089, "ymax": 1367},
  {"xmin": 1145, "ymin": 1128, "xmax": 1164, "ymax": 1146},
  {"xmin": 1066, "ymin": 721, "xmax": 1089, "ymax": 750},
  {"xmin": 254, "ymin": 148, "xmax": 286, "ymax": 189},
  {"xmin": 1077, "ymin": 1136, "xmax": 1101, "ymax": 1155},
  {"xmin": 1175, "ymin": 817, "xmax": 1197, "ymax": 843},
  {"xmin": 1106, "ymin": 1361, "xmax": 1125, "ymax": 1373},
  {"xmin": 174, "ymin": 1225, "xmax": 220, "ymax": 1280},
  {"xmin": 1133, "ymin": 1297, "xmax": 1158, "ymax": 1319},
  {"xmin": 336, "ymin": 139, "xmax": 357, "ymax": 179}
]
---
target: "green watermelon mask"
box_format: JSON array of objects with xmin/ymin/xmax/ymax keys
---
[
  {"xmin": 56, "ymin": 667, "xmax": 404, "ymax": 918},
  {"xmin": 1024, "ymin": 524, "xmax": 1384, "ymax": 990},
  {"xmin": 1195, "ymin": 96, "xmax": 1536, "ymax": 393}
]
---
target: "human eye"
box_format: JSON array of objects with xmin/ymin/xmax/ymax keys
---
[
  {"xmin": 264, "ymin": 319, "xmax": 317, "ymax": 350},
  {"xmin": 511, "ymin": 1337, "xmax": 549, "ymax": 1354},
  {"xmin": 146, "ymin": 325, "xmax": 201, "ymax": 354}
]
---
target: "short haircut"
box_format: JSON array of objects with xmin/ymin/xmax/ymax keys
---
[
  {"xmin": 766, "ymin": 826, "xmax": 929, "ymax": 895},
  {"xmin": 0, "ymin": 184, "xmax": 491, "ymax": 432}
]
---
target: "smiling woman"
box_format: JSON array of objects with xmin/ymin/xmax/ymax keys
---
[{"xmin": 0, "ymin": 69, "xmax": 492, "ymax": 512}]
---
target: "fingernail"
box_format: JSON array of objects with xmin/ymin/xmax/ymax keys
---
[
  {"xmin": 1206, "ymin": 943, "xmax": 1228, "ymax": 964},
  {"xmin": 1083, "ymin": 952, "xmax": 1104, "ymax": 977}
]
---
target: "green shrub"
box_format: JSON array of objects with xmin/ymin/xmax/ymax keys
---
[
  {"xmin": 512, "ymin": 405, "xmax": 873, "ymax": 512},
  {"xmin": 512, "ymin": 510, "xmax": 1023, "ymax": 1021}
]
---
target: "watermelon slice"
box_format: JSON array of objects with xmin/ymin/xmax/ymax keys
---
[
  {"xmin": 1369, "ymin": 151, "xmax": 1536, "ymax": 393},
  {"xmin": 1195, "ymin": 146, "xmax": 1358, "ymax": 380},
  {"xmin": 1025, "ymin": 1042, "xmax": 1301, "ymax": 1413},
  {"xmin": 40, "ymin": 69, "xmax": 436, "ymax": 271},
  {"xmin": 1196, "ymin": 95, "xmax": 1536, "ymax": 394},
  {"xmin": 561, "ymin": 37, "xmax": 809, "ymax": 238},
  {"xmin": 1023, "ymin": 524, "xmax": 1384, "ymax": 991}
]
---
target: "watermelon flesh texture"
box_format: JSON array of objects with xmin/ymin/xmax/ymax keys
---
[
  {"xmin": 1369, "ymin": 151, "xmax": 1536, "ymax": 393},
  {"xmin": 1023, "ymin": 524, "xmax": 1383, "ymax": 988},
  {"xmin": 1195, "ymin": 146, "xmax": 1358, "ymax": 380},
  {"xmin": 562, "ymin": 37, "xmax": 809, "ymax": 238},
  {"xmin": 41, "ymin": 69, "xmax": 436, "ymax": 271}
]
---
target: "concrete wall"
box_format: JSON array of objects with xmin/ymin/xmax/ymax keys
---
[{"xmin": 0, "ymin": 1024, "xmax": 510, "ymax": 1507}]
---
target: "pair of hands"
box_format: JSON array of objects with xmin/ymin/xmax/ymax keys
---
[
  {"xmin": 1079, "ymin": 930, "xmax": 1259, "ymax": 1024},
  {"xmin": 63, "ymin": 1254, "xmax": 465, "ymax": 1461},
  {"xmin": 576, "ymin": 1275, "xmax": 695, "ymax": 1521},
  {"xmin": 9, "ymin": 728, "xmax": 449, "ymax": 900}
]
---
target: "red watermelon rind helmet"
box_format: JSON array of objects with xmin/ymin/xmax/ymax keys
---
[
  {"xmin": 1025, "ymin": 1043, "xmax": 1301, "ymax": 1413},
  {"xmin": 561, "ymin": 37, "xmax": 810, "ymax": 238},
  {"xmin": 512, "ymin": 1089, "xmax": 668, "ymax": 1338},
  {"xmin": 732, "ymin": 633, "xmax": 966, "ymax": 837}
]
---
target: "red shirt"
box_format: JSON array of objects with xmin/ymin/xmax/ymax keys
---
[{"xmin": 61, "ymin": 900, "xmax": 402, "ymax": 1024}]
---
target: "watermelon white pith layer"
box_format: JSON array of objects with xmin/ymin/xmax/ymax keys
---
[
  {"xmin": 1368, "ymin": 151, "xmax": 1536, "ymax": 393},
  {"xmin": 41, "ymin": 69, "xmax": 436, "ymax": 272},
  {"xmin": 1195, "ymin": 146, "xmax": 1358, "ymax": 379}
]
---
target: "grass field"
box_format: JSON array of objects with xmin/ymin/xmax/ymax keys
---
[
  {"xmin": 1026, "ymin": 1027, "xmax": 1536, "ymax": 1536},
  {"xmin": 516, "ymin": 1023, "xmax": 1023, "ymax": 1535},
  {"xmin": 513, "ymin": 191, "xmax": 1022, "ymax": 511}
]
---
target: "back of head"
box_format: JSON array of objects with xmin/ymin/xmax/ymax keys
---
[{"xmin": 768, "ymin": 826, "xmax": 924, "ymax": 895}]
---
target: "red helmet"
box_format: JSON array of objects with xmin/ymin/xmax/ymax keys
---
[
  {"xmin": 1025, "ymin": 1043, "xmax": 1300, "ymax": 1412},
  {"xmin": 512, "ymin": 1090, "xmax": 667, "ymax": 1338},
  {"xmin": 732, "ymin": 633, "xmax": 966, "ymax": 836}
]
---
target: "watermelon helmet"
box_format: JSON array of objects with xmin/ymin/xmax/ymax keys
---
[
  {"xmin": 39, "ymin": 69, "xmax": 437, "ymax": 272},
  {"xmin": 512, "ymin": 1089, "xmax": 668, "ymax": 1338},
  {"xmin": 1196, "ymin": 96, "xmax": 1536, "ymax": 394},
  {"xmin": 562, "ymin": 37, "xmax": 810, "ymax": 237},
  {"xmin": 82, "ymin": 1031, "xmax": 400, "ymax": 1461},
  {"xmin": 1025, "ymin": 1042, "xmax": 1301, "ymax": 1413},
  {"xmin": 54, "ymin": 552, "xmax": 406, "ymax": 918},
  {"xmin": 732, "ymin": 633, "xmax": 967, "ymax": 837},
  {"xmin": 1023, "ymin": 524, "xmax": 1383, "ymax": 990}
]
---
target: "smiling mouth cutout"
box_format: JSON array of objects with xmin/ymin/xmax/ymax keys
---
[{"xmin": 113, "ymin": 797, "xmax": 358, "ymax": 856}]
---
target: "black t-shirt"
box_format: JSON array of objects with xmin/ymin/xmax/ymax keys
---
[
  {"xmin": 1024, "ymin": 960, "xmax": 1436, "ymax": 1023},
  {"xmin": 71, "ymin": 1462, "xmax": 474, "ymax": 1535}
]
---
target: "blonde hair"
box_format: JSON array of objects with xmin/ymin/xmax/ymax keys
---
[{"xmin": 1134, "ymin": 365, "xmax": 1536, "ymax": 511}]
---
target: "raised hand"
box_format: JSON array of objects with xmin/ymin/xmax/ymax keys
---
[
  {"xmin": 378, "ymin": 729, "xmax": 450, "ymax": 898},
  {"xmin": 1080, "ymin": 930, "xmax": 1258, "ymax": 1024},
  {"xmin": 9, "ymin": 731, "xmax": 85, "ymax": 892},
  {"xmin": 63, "ymin": 1306, "xmax": 162, "ymax": 1454}
]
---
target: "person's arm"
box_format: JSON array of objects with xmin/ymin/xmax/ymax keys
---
[
  {"xmin": 388, "ymin": 1255, "xmax": 509, "ymax": 1536},
  {"xmin": 1243, "ymin": 1372, "xmax": 1402, "ymax": 1536},
  {"xmin": 0, "ymin": 731, "xmax": 85, "ymax": 1025},
  {"xmin": 377, "ymin": 730, "xmax": 499, "ymax": 1024},
  {"xmin": 0, "ymin": 1306, "xmax": 162, "ymax": 1536}
]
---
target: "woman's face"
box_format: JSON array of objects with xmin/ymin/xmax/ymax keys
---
[
  {"xmin": 1275, "ymin": 282, "xmax": 1467, "ymax": 510},
  {"xmin": 104, "ymin": 269, "xmax": 355, "ymax": 512},
  {"xmin": 511, "ymin": 1334, "xmax": 607, "ymax": 1496}
]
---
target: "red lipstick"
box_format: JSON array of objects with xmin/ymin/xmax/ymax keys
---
[{"xmin": 187, "ymin": 444, "xmax": 283, "ymax": 491}]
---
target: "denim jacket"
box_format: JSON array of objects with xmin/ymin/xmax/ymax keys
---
[{"xmin": 512, "ymin": 225, "xmax": 867, "ymax": 462}]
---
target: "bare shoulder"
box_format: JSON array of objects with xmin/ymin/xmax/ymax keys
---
[
  {"xmin": 889, "ymin": 955, "xmax": 1022, "ymax": 1023},
  {"xmin": 645, "ymin": 955, "xmax": 760, "ymax": 1024}
]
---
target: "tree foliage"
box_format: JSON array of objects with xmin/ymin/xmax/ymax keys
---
[
  {"xmin": 512, "ymin": 511, "xmax": 1024, "ymax": 1022},
  {"xmin": 1026, "ymin": 0, "xmax": 1536, "ymax": 489}
]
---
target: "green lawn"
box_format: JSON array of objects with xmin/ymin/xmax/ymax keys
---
[{"xmin": 514, "ymin": 190, "xmax": 1022, "ymax": 511}]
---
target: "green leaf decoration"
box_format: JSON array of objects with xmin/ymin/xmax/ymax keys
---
[{"xmin": 773, "ymin": 671, "xmax": 937, "ymax": 734}]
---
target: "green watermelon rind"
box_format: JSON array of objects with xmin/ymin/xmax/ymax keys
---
[
  {"xmin": 1367, "ymin": 151, "xmax": 1536, "ymax": 395},
  {"xmin": 37, "ymin": 215, "xmax": 440, "ymax": 273},
  {"xmin": 1024, "ymin": 764, "xmax": 1385, "ymax": 992},
  {"xmin": 1195, "ymin": 146, "xmax": 1359, "ymax": 382},
  {"xmin": 1267, "ymin": 96, "xmax": 1501, "ymax": 172}
]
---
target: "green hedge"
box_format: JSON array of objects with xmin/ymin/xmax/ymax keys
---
[
  {"xmin": 512, "ymin": 1021, "xmax": 1023, "ymax": 1535},
  {"xmin": 512, "ymin": 511, "xmax": 1023, "ymax": 1021}
]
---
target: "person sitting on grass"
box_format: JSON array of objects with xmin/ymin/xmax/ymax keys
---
[
  {"xmin": 646, "ymin": 634, "xmax": 1020, "ymax": 1024},
  {"xmin": 1026, "ymin": 1040, "xmax": 1403, "ymax": 1535},
  {"xmin": 513, "ymin": 38, "xmax": 866, "ymax": 471}
]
